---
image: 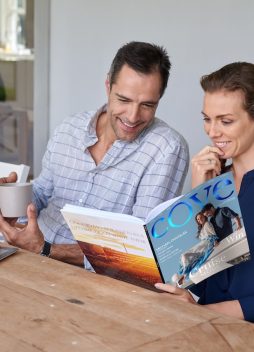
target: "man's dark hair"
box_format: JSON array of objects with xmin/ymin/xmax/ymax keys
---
[
  {"xmin": 202, "ymin": 203, "xmax": 215, "ymax": 213},
  {"xmin": 200, "ymin": 62, "xmax": 254, "ymax": 118},
  {"xmin": 108, "ymin": 41, "xmax": 171, "ymax": 97}
]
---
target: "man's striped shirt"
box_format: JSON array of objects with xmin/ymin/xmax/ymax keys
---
[{"xmin": 33, "ymin": 105, "xmax": 189, "ymax": 245}]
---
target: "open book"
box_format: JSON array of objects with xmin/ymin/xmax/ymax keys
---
[{"xmin": 61, "ymin": 172, "xmax": 250, "ymax": 289}]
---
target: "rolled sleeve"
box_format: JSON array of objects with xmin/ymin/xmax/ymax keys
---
[{"xmin": 239, "ymin": 296, "xmax": 254, "ymax": 323}]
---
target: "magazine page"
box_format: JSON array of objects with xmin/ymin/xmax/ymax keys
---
[
  {"xmin": 145, "ymin": 196, "xmax": 182, "ymax": 223},
  {"xmin": 189, "ymin": 227, "xmax": 249, "ymax": 283},
  {"xmin": 62, "ymin": 204, "xmax": 144, "ymax": 224},
  {"xmin": 145, "ymin": 172, "xmax": 250, "ymax": 288},
  {"xmin": 61, "ymin": 206, "xmax": 162, "ymax": 288}
]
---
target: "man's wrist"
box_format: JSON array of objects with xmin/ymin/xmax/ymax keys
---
[{"xmin": 40, "ymin": 241, "xmax": 52, "ymax": 257}]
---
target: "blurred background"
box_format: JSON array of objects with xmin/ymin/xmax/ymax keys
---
[
  {"xmin": 0, "ymin": 0, "xmax": 253, "ymax": 192},
  {"xmin": 0, "ymin": 0, "xmax": 33, "ymax": 175}
]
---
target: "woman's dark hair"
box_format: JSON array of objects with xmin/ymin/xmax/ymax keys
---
[
  {"xmin": 108, "ymin": 41, "xmax": 171, "ymax": 97},
  {"xmin": 200, "ymin": 62, "xmax": 254, "ymax": 119},
  {"xmin": 195, "ymin": 212, "xmax": 208, "ymax": 238}
]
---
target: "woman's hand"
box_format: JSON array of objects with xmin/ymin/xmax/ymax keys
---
[
  {"xmin": 155, "ymin": 282, "xmax": 197, "ymax": 304},
  {"xmin": 191, "ymin": 146, "xmax": 224, "ymax": 188},
  {"xmin": 155, "ymin": 283, "xmax": 245, "ymax": 320}
]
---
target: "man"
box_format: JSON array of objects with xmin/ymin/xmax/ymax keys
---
[
  {"xmin": 0, "ymin": 41, "xmax": 189, "ymax": 267},
  {"xmin": 202, "ymin": 203, "xmax": 242, "ymax": 242}
]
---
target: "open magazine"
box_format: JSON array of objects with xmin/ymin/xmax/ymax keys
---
[{"xmin": 61, "ymin": 172, "xmax": 250, "ymax": 289}]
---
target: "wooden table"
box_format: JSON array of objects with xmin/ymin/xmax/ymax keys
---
[{"xmin": 0, "ymin": 248, "xmax": 253, "ymax": 352}]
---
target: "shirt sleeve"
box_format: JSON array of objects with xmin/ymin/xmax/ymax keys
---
[
  {"xmin": 239, "ymin": 295, "xmax": 254, "ymax": 322},
  {"xmin": 32, "ymin": 137, "xmax": 55, "ymax": 214},
  {"xmin": 131, "ymin": 140, "xmax": 189, "ymax": 220},
  {"xmin": 221, "ymin": 207, "xmax": 238, "ymax": 219},
  {"xmin": 189, "ymin": 280, "xmax": 206, "ymax": 300},
  {"xmin": 204, "ymin": 221, "xmax": 216, "ymax": 237}
]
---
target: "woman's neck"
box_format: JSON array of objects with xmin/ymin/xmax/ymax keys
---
[{"xmin": 231, "ymin": 157, "xmax": 254, "ymax": 192}]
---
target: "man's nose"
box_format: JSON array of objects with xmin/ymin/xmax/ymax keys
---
[{"xmin": 127, "ymin": 105, "xmax": 140, "ymax": 122}]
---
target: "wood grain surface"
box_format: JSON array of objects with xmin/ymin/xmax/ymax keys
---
[{"xmin": 0, "ymin": 248, "xmax": 253, "ymax": 351}]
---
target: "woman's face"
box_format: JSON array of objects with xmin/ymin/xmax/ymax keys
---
[
  {"xmin": 196, "ymin": 213, "xmax": 205, "ymax": 225},
  {"xmin": 202, "ymin": 89, "xmax": 254, "ymax": 162}
]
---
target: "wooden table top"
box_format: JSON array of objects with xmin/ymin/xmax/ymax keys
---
[{"xmin": 0, "ymin": 248, "xmax": 253, "ymax": 352}]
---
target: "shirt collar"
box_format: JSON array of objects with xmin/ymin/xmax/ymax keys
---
[
  {"xmin": 84, "ymin": 104, "xmax": 156, "ymax": 148},
  {"xmin": 86, "ymin": 104, "xmax": 107, "ymax": 136}
]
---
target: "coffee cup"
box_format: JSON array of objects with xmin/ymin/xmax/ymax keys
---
[{"xmin": 0, "ymin": 182, "xmax": 33, "ymax": 218}]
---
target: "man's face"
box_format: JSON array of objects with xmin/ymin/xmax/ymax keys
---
[
  {"xmin": 202, "ymin": 89, "xmax": 254, "ymax": 161},
  {"xmin": 203, "ymin": 208, "xmax": 214, "ymax": 217},
  {"xmin": 105, "ymin": 64, "xmax": 162, "ymax": 142}
]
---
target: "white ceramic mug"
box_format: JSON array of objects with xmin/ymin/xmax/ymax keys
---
[{"xmin": 0, "ymin": 182, "xmax": 33, "ymax": 218}]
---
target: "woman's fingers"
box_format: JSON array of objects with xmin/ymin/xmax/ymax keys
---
[
  {"xmin": 154, "ymin": 283, "xmax": 197, "ymax": 304},
  {"xmin": 191, "ymin": 145, "xmax": 225, "ymax": 187},
  {"xmin": 155, "ymin": 282, "xmax": 176, "ymax": 293},
  {"xmin": 192, "ymin": 158, "xmax": 221, "ymax": 174},
  {"xmin": 197, "ymin": 145, "xmax": 224, "ymax": 157}
]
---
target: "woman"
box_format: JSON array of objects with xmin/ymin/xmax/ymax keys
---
[
  {"xmin": 155, "ymin": 62, "xmax": 254, "ymax": 322},
  {"xmin": 177, "ymin": 213, "xmax": 218, "ymax": 284},
  {"xmin": 195, "ymin": 212, "xmax": 217, "ymax": 242}
]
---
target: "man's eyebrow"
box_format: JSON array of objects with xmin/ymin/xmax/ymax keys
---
[
  {"xmin": 115, "ymin": 93, "xmax": 130, "ymax": 100},
  {"xmin": 115, "ymin": 93, "xmax": 158, "ymax": 105}
]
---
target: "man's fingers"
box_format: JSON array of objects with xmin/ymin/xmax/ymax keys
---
[
  {"xmin": 27, "ymin": 203, "xmax": 37, "ymax": 219},
  {"xmin": 8, "ymin": 172, "xmax": 18, "ymax": 182},
  {"xmin": 27, "ymin": 203, "xmax": 39, "ymax": 232},
  {"xmin": 0, "ymin": 211, "xmax": 16, "ymax": 242},
  {"xmin": 0, "ymin": 172, "xmax": 18, "ymax": 184}
]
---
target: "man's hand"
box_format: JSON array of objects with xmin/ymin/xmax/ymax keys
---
[
  {"xmin": 235, "ymin": 215, "xmax": 242, "ymax": 230},
  {"xmin": 0, "ymin": 203, "xmax": 84, "ymax": 265},
  {"xmin": 0, "ymin": 203, "xmax": 44, "ymax": 253},
  {"xmin": 0, "ymin": 172, "xmax": 18, "ymax": 184}
]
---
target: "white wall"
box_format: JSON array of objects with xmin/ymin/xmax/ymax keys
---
[{"xmin": 36, "ymin": 0, "xmax": 254, "ymax": 191}]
